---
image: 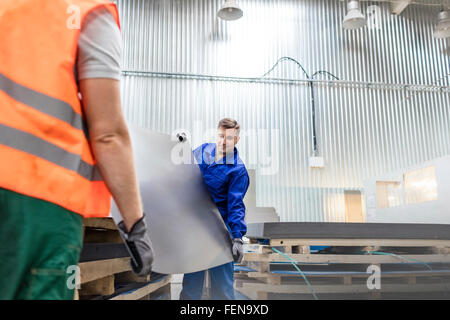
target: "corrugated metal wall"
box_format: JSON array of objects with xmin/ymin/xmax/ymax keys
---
[{"xmin": 114, "ymin": 0, "xmax": 450, "ymax": 222}]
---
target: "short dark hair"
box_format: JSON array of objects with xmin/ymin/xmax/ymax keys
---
[{"xmin": 218, "ymin": 118, "xmax": 240, "ymax": 135}]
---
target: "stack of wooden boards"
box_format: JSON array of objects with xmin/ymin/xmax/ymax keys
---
[
  {"xmin": 76, "ymin": 217, "xmax": 171, "ymax": 300},
  {"xmin": 235, "ymin": 222, "xmax": 450, "ymax": 300}
]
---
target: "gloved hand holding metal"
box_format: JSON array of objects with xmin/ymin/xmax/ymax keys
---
[
  {"xmin": 231, "ymin": 238, "xmax": 244, "ymax": 263},
  {"xmin": 117, "ymin": 214, "xmax": 154, "ymax": 276}
]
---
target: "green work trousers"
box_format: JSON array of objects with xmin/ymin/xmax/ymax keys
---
[{"xmin": 0, "ymin": 188, "xmax": 83, "ymax": 300}]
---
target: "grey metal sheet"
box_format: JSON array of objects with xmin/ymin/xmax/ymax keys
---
[
  {"xmin": 111, "ymin": 126, "xmax": 233, "ymax": 274},
  {"xmin": 246, "ymin": 222, "xmax": 450, "ymax": 240}
]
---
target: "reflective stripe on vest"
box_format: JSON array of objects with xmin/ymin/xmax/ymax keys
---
[
  {"xmin": 0, "ymin": 73, "xmax": 85, "ymax": 133},
  {"xmin": 0, "ymin": 0, "xmax": 120, "ymax": 217},
  {"xmin": 0, "ymin": 124, "xmax": 102, "ymax": 181}
]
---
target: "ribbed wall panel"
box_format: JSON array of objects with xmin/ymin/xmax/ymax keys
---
[{"xmin": 114, "ymin": 0, "xmax": 450, "ymax": 222}]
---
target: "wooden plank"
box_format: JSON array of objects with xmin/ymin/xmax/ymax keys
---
[
  {"xmin": 82, "ymin": 217, "xmax": 117, "ymax": 230},
  {"xmin": 234, "ymin": 273, "xmax": 253, "ymax": 282},
  {"xmin": 295, "ymin": 245, "xmax": 310, "ymax": 254},
  {"xmin": 343, "ymin": 275, "xmax": 352, "ymax": 285},
  {"xmin": 149, "ymin": 282, "xmax": 172, "ymax": 300},
  {"xmin": 246, "ymin": 261, "xmax": 270, "ymax": 273},
  {"xmin": 79, "ymin": 258, "xmax": 131, "ymax": 284},
  {"xmin": 243, "ymin": 252, "xmax": 450, "ymax": 264},
  {"xmin": 80, "ymin": 275, "xmax": 115, "ymax": 296},
  {"xmin": 257, "ymin": 291, "xmax": 269, "ymax": 300},
  {"xmin": 244, "ymin": 244, "xmax": 273, "ymax": 254},
  {"xmin": 277, "ymin": 245, "xmax": 310, "ymax": 254},
  {"xmin": 110, "ymin": 275, "xmax": 172, "ymax": 300},
  {"xmin": 433, "ymin": 247, "xmax": 450, "ymax": 254},
  {"xmin": 259, "ymin": 275, "xmax": 281, "ymax": 285},
  {"xmin": 269, "ymin": 239, "xmax": 450, "ymax": 247},
  {"xmin": 246, "ymin": 270, "xmax": 450, "ymax": 280},
  {"xmin": 115, "ymin": 271, "xmax": 150, "ymax": 284}
]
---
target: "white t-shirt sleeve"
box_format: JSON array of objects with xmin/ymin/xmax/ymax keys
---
[{"xmin": 76, "ymin": 7, "xmax": 122, "ymax": 81}]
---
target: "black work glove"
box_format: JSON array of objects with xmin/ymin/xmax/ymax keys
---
[
  {"xmin": 232, "ymin": 238, "xmax": 244, "ymax": 263},
  {"xmin": 117, "ymin": 214, "xmax": 154, "ymax": 276}
]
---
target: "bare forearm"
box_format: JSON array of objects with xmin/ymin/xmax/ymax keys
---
[
  {"xmin": 79, "ymin": 78, "xmax": 143, "ymax": 232},
  {"xmin": 92, "ymin": 132, "xmax": 143, "ymax": 232}
]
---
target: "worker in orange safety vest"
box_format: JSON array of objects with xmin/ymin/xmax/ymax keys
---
[{"xmin": 0, "ymin": 0, "xmax": 153, "ymax": 299}]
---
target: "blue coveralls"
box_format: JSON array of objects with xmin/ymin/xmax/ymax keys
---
[{"xmin": 180, "ymin": 143, "xmax": 250, "ymax": 300}]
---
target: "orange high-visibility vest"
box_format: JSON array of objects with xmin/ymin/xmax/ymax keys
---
[{"xmin": 0, "ymin": 0, "xmax": 120, "ymax": 217}]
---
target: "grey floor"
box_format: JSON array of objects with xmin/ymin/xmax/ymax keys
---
[{"xmin": 170, "ymin": 274, "xmax": 183, "ymax": 300}]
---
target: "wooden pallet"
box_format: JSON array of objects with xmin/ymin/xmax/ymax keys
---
[
  {"xmin": 110, "ymin": 275, "xmax": 172, "ymax": 300},
  {"xmin": 82, "ymin": 217, "xmax": 124, "ymax": 244},
  {"xmin": 245, "ymin": 270, "xmax": 450, "ymax": 286},
  {"xmin": 77, "ymin": 217, "xmax": 172, "ymax": 300},
  {"xmin": 236, "ymin": 268, "xmax": 450, "ymax": 300},
  {"xmin": 249, "ymin": 237, "xmax": 450, "ymax": 248},
  {"xmin": 244, "ymin": 252, "xmax": 450, "ymax": 265},
  {"xmin": 243, "ymin": 238, "xmax": 450, "ymax": 265},
  {"xmin": 79, "ymin": 258, "xmax": 131, "ymax": 284},
  {"xmin": 236, "ymin": 280, "xmax": 450, "ymax": 300},
  {"xmin": 236, "ymin": 239, "xmax": 450, "ymax": 300}
]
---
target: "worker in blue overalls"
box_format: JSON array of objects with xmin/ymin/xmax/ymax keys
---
[{"xmin": 180, "ymin": 118, "xmax": 250, "ymax": 300}]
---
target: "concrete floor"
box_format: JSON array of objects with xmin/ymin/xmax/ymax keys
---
[{"xmin": 170, "ymin": 274, "xmax": 183, "ymax": 300}]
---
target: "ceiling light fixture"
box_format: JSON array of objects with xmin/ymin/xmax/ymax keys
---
[
  {"xmin": 434, "ymin": 10, "xmax": 450, "ymax": 39},
  {"xmin": 218, "ymin": 0, "xmax": 243, "ymax": 21},
  {"xmin": 343, "ymin": 0, "xmax": 366, "ymax": 30}
]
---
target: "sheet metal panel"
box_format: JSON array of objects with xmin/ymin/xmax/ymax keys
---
[
  {"xmin": 246, "ymin": 222, "xmax": 450, "ymax": 240},
  {"xmin": 111, "ymin": 126, "xmax": 233, "ymax": 274}
]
